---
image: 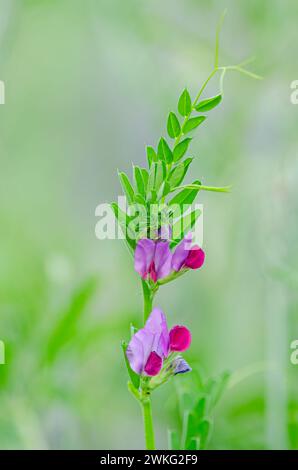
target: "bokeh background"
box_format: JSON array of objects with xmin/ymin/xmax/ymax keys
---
[{"xmin": 0, "ymin": 0, "xmax": 297, "ymax": 449}]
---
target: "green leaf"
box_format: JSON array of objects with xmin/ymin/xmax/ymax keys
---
[
  {"xmin": 181, "ymin": 157, "xmax": 193, "ymax": 179},
  {"xmin": 111, "ymin": 202, "xmax": 136, "ymax": 253},
  {"xmin": 167, "ymin": 158, "xmax": 193, "ymax": 190},
  {"xmin": 169, "ymin": 179, "xmax": 201, "ymax": 209},
  {"xmin": 122, "ymin": 341, "xmax": 140, "ymax": 389},
  {"xmin": 178, "ymin": 88, "xmax": 192, "ymax": 116},
  {"xmin": 118, "ymin": 171, "xmax": 135, "ymax": 204},
  {"xmin": 195, "ymin": 94, "xmax": 222, "ymax": 112},
  {"xmin": 141, "ymin": 168, "xmax": 149, "ymax": 192},
  {"xmin": 183, "ymin": 116, "xmax": 206, "ymax": 134},
  {"xmin": 157, "ymin": 137, "xmax": 173, "ymax": 164},
  {"xmin": 167, "ymin": 112, "xmax": 181, "ymax": 138},
  {"xmin": 205, "ymin": 371, "xmax": 230, "ymax": 408},
  {"xmin": 149, "ymin": 189, "xmax": 157, "ymax": 203},
  {"xmin": 197, "ymin": 419, "xmax": 212, "ymax": 449},
  {"xmin": 42, "ymin": 278, "xmax": 97, "ymax": 365},
  {"xmin": 173, "ymin": 138, "xmax": 192, "ymax": 162},
  {"xmin": 172, "ymin": 208, "xmax": 201, "ymax": 246},
  {"xmin": 168, "ymin": 429, "xmax": 180, "ymax": 450},
  {"xmin": 188, "ymin": 437, "xmax": 201, "ymax": 450},
  {"xmin": 194, "ymin": 396, "xmax": 208, "ymax": 421},
  {"xmin": 134, "ymin": 193, "xmax": 146, "ymax": 205},
  {"xmin": 167, "ymin": 164, "xmax": 185, "ymax": 189},
  {"xmin": 133, "ymin": 165, "xmax": 145, "ymax": 197},
  {"xmin": 157, "ymin": 181, "xmax": 171, "ymax": 199},
  {"xmin": 146, "ymin": 146, "xmax": 157, "ymax": 168},
  {"xmin": 148, "ymin": 161, "xmax": 166, "ymax": 193}
]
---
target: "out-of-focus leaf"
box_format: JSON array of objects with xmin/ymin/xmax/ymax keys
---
[
  {"xmin": 42, "ymin": 278, "xmax": 97, "ymax": 365},
  {"xmin": 178, "ymin": 88, "xmax": 192, "ymax": 116},
  {"xmin": 195, "ymin": 94, "xmax": 222, "ymax": 112},
  {"xmin": 183, "ymin": 116, "xmax": 206, "ymax": 134},
  {"xmin": 157, "ymin": 137, "xmax": 173, "ymax": 164},
  {"xmin": 173, "ymin": 138, "xmax": 192, "ymax": 162},
  {"xmin": 194, "ymin": 396, "xmax": 208, "ymax": 422},
  {"xmin": 168, "ymin": 429, "xmax": 180, "ymax": 450},
  {"xmin": 205, "ymin": 371, "xmax": 230, "ymax": 408},
  {"xmin": 167, "ymin": 112, "xmax": 181, "ymax": 138},
  {"xmin": 197, "ymin": 419, "xmax": 212, "ymax": 449},
  {"xmin": 188, "ymin": 437, "xmax": 201, "ymax": 450}
]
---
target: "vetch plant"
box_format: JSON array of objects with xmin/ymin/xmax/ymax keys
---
[{"xmin": 111, "ymin": 14, "xmax": 260, "ymax": 449}]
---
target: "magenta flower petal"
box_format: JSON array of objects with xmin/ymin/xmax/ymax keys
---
[
  {"xmin": 134, "ymin": 239, "xmax": 155, "ymax": 279},
  {"xmin": 144, "ymin": 351, "xmax": 163, "ymax": 376},
  {"xmin": 169, "ymin": 325, "xmax": 192, "ymax": 352},
  {"xmin": 154, "ymin": 241, "xmax": 172, "ymax": 280},
  {"xmin": 184, "ymin": 246, "xmax": 205, "ymax": 269},
  {"xmin": 146, "ymin": 307, "xmax": 169, "ymax": 358},
  {"xmin": 126, "ymin": 328, "xmax": 154, "ymax": 374},
  {"xmin": 126, "ymin": 308, "xmax": 169, "ymax": 375},
  {"xmin": 171, "ymin": 232, "xmax": 192, "ymax": 271}
]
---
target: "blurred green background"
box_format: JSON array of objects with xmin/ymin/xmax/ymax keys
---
[{"xmin": 0, "ymin": 0, "xmax": 297, "ymax": 449}]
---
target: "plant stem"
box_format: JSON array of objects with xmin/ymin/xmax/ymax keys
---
[
  {"xmin": 141, "ymin": 397, "xmax": 155, "ymax": 450},
  {"xmin": 142, "ymin": 280, "xmax": 153, "ymax": 323},
  {"xmin": 171, "ymin": 183, "xmax": 231, "ymax": 193}
]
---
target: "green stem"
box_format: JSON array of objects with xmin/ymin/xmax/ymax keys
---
[
  {"xmin": 141, "ymin": 398, "xmax": 155, "ymax": 450},
  {"xmin": 171, "ymin": 183, "xmax": 231, "ymax": 193},
  {"xmin": 142, "ymin": 280, "xmax": 154, "ymax": 323}
]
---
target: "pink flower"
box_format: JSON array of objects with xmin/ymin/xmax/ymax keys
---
[
  {"xmin": 126, "ymin": 308, "xmax": 192, "ymax": 376},
  {"xmin": 134, "ymin": 239, "xmax": 172, "ymax": 282},
  {"xmin": 172, "ymin": 232, "xmax": 205, "ymax": 272}
]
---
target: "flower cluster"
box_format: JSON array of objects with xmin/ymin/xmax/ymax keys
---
[
  {"xmin": 125, "ymin": 229, "xmax": 204, "ymax": 387},
  {"xmin": 126, "ymin": 307, "xmax": 191, "ymax": 378},
  {"xmin": 134, "ymin": 231, "xmax": 205, "ymax": 283}
]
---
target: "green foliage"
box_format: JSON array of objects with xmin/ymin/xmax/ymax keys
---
[
  {"xmin": 167, "ymin": 112, "xmax": 181, "ymax": 139},
  {"xmin": 168, "ymin": 370, "xmax": 230, "ymax": 450},
  {"xmin": 146, "ymin": 146, "xmax": 157, "ymax": 167},
  {"xmin": 41, "ymin": 278, "xmax": 97, "ymax": 365},
  {"xmin": 118, "ymin": 171, "xmax": 135, "ymax": 204},
  {"xmin": 111, "ymin": 202, "xmax": 136, "ymax": 253},
  {"xmin": 183, "ymin": 116, "xmax": 206, "ymax": 134},
  {"xmin": 173, "ymin": 138, "xmax": 192, "ymax": 162},
  {"xmin": 178, "ymin": 88, "xmax": 192, "ymax": 116},
  {"xmin": 195, "ymin": 94, "xmax": 222, "ymax": 112},
  {"xmin": 157, "ymin": 137, "xmax": 173, "ymax": 164},
  {"xmin": 133, "ymin": 165, "xmax": 146, "ymax": 197}
]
